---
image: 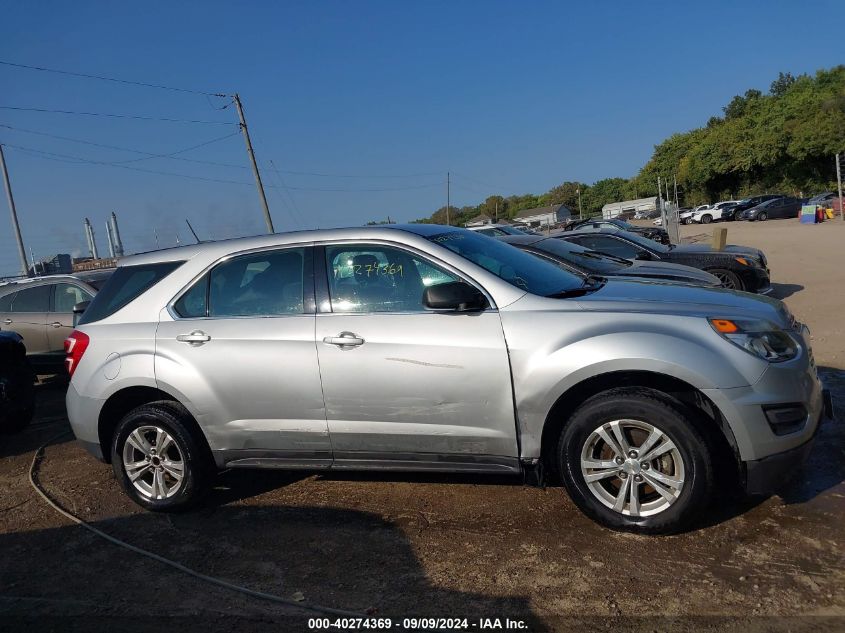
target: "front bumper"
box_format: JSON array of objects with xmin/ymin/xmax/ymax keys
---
[{"xmin": 743, "ymin": 413, "xmax": 819, "ymax": 494}]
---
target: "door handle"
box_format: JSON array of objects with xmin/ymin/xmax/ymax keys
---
[
  {"xmin": 176, "ymin": 331, "xmax": 211, "ymax": 345},
  {"xmin": 3, "ymin": 318, "xmax": 11, "ymax": 325},
  {"xmin": 50, "ymin": 322, "xmax": 62, "ymax": 328},
  {"xmin": 322, "ymin": 332, "xmax": 365, "ymax": 347}
]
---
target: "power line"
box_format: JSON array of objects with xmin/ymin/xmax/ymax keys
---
[
  {"xmin": 0, "ymin": 105, "xmax": 236, "ymax": 125},
  {"xmin": 271, "ymin": 168, "xmax": 442, "ymax": 179},
  {"xmin": 0, "ymin": 60, "xmax": 227, "ymax": 97},
  {"xmin": 2, "ymin": 143, "xmax": 445, "ymax": 192},
  {"xmin": 0, "ymin": 124, "xmax": 240, "ymax": 164}
]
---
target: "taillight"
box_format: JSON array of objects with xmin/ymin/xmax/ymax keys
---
[{"xmin": 64, "ymin": 330, "xmax": 90, "ymax": 378}]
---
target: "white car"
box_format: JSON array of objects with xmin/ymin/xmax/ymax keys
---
[
  {"xmin": 682, "ymin": 205, "xmax": 710, "ymax": 224},
  {"xmin": 691, "ymin": 201, "xmax": 739, "ymax": 225}
]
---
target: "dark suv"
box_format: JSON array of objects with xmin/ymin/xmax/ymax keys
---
[{"xmin": 726, "ymin": 195, "xmax": 782, "ymax": 221}]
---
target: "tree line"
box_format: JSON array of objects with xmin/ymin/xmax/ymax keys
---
[{"xmin": 412, "ymin": 66, "xmax": 845, "ymax": 226}]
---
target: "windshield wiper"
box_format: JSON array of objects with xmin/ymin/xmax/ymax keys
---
[{"xmin": 545, "ymin": 274, "xmax": 606, "ymax": 298}]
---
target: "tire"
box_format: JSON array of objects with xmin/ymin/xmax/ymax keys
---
[
  {"xmin": 0, "ymin": 360, "xmax": 35, "ymax": 434},
  {"xmin": 557, "ymin": 388, "xmax": 713, "ymax": 534},
  {"xmin": 757, "ymin": 212, "xmax": 767, "ymax": 221},
  {"xmin": 708, "ymin": 268, "xmax": 743, "ymax": 290},
  {"xmin": 700, "ymin": 214, "xmax": 712, "ymax": 224},
  {"xmin": 111, "ymin": 400, "xmax": 211, "ymax": 511}
]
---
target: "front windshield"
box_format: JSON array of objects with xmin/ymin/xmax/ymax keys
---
[
  {"xmin": 617, "ymin": 231, "xmax": 671, "ymax": 253},
  {"xmin": 428, "ymin": 230, "xmax": 583, "ymax": 295},
  {"xmin": 534, "ymin": 238, "xmax": 630, "ymax": 273}
]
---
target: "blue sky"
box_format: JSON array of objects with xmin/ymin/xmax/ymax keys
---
[{"xmin": 1, "ymin": 0, "xmax": 843, "ymax": 276}]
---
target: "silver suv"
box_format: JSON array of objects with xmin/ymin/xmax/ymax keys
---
[{"xmin": 65, "ymin": 225, "xmax": 827, "ymax": 533}]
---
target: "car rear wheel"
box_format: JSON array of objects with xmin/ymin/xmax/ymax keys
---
[
  {"xmin": 708, "ymin": 268, "xmax": 743, "ymax": 290},
  {"xmin": 700, "ymin": 214, "xmax": 712, "ymax": 224},
  {"xmin": 112, "ymin": 401, "xmax": 211, "ymax": 511},
  {"xmin": 757, "ymin": 212, "xmax": 768, "ymax": 221},
  {"xmin": 557, "ymin": 388, "xmax": 713, "ymax": 534}
]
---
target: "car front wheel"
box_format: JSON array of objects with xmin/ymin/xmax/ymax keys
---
[
  {"xmin": 708, "ymin": 268, "xmax": 743, "ymax": 290},
  {"xmin": 112, "ymin": 401, "xmax": 211, "ymax": 511},
  {"xmin": 757, "ymin": 212, "xmax": 767, "ymax": 221},
  {"xmin": 700, "ymin": 214, "xmax": 712, "ymax": 224},
  {"xmin": 558, "ymin": 388, "xmax": 713, "ymax": 534}
]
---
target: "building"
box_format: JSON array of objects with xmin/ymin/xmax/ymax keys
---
[
  {"xmin": 73, "ymin": 257, "xmax": 119, "ymax": 272},
  {"xmin": 29, "ymin": 253, "xmax": 73, "ymax": 276},
  {"xmin": 513, "ymin": 204, "xmax": 572, "ymax": 228},
  {"xmin": 602, "ymin": 197, "xmax": 659, "ymax": 219},
  {"xmin": 464, "ymin": 213, "xmax": 493, "ymax": 227}
]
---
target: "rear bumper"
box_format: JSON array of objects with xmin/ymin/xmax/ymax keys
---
[{"xmin": 66, "ymin": 382, "xmax": 107, "ymax": 462}]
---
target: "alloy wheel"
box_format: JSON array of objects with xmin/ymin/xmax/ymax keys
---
[
  {"xmin": 713, "ymin": 271, "xmax": 737, "ymax": 289},
  {"xmin": 580, "ymin": 419, "xmax": 685, "ymax": 517},
  {"xmin": 122, "ymin": 425, "xmax": 185, "ymax": 500}
]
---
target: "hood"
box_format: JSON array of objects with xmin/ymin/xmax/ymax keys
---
[
  {"xmin": 621, "ymin": 261, "xmax": 720, "ymax": 286},
  {"xmin": 672, "ymin": 242, "xmax": 765, "ymax": 261},
  {"xmin": 575, "ymin": 278, "xmax": 789, "ymax": 325}
]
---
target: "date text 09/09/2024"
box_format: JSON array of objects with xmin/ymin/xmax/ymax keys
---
[{"xmin": 307, "ymin": 617, "xmax": 529, "ymax": 630}]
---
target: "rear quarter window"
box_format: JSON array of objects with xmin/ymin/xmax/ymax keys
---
[{"xmin": 78, "ymin": 261, "xmax": 183, "ymax": 324}]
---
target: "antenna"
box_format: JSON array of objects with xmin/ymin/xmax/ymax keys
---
[{"xmin": 185, "ymin": 219, "xmax": 201, "ymax": 244}]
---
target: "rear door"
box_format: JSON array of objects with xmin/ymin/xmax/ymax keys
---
[
  {"xmin": 47, "ymin": 283, "xmax": 94, "ymax": 351},
  {"xmin": 314, "ymin": 242, "xmax": 518, "ymax": 470},
  {"xmin": 155, "ymin": 245, "xmax": 332, "ymax": 466},
  {"xmin": 3, "ymin": 285, "xmax": 50, "ymax": 354}
]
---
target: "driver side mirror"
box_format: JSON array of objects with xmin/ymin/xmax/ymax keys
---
[
  {"xmin": 423, "ymin": 282, "xmax": 488, "ymax": 312},
  {"xmin": 72, "ymin": 300, "xmax": 90, "ymax": 327}
]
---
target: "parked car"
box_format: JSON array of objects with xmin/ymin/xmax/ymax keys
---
[
  {"xmin": 496, "ymin": 235, "xmax": 721, "ymax": 287},
  {"xmin": 0, "ymin": 331, "xmax": 34, "ymax": 433},
  {"xmin": 690, "ymin": 201, "xmax": 739, "ymax": 224},
  {"xmin": 738, "ymin": 196, "xmax": 801, "ymax": 221},
  {"xmin": 683, "ymin": 206, "xmax": 709, "ymax": 224},
  {"xmin": 466, "ymin": 224, "xmax": 537, "ymax": 237},
  {"xmin": 64, "ymin": 225, "xmax": 826, "ymax": 534},
  {"xmin": 557, "ymin": 228, "xmax": 771, "ymax": 293},
  {"xmin": 564, "ymin": 218, "xmax": 670, "ymax": 245},
  {"xmin": 725, "ymin": 195, "xmax": 783, "ymax": 221},
  {"xmin": 0, "ymin": 271, "xmax": 113, "ymax": 369}
]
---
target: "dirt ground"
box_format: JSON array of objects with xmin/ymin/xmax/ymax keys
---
[{"xmin": 1, "ymin": 219, "xmax": 844, "ymax": 633}]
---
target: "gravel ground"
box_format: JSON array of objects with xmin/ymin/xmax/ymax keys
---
[{"xmin": 1, "ymin": 218, "xmax": 844, "ymax": 633}]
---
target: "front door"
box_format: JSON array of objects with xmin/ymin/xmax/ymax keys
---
[
  {"xmin": 315, "ymin": 242, "xmax": 518, "ymax": 470},
  {"xmin": 155, "ymin": 245, "xmax": 331, "ymax": 466}
]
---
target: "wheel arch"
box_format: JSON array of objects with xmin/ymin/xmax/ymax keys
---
[
  {"xmin": 539, "ymin": 370, "xmax": 741, "ymax": 484},
  {"xmin": 97, "ymin": 385, "xmax": 212, "ymax": 465}
]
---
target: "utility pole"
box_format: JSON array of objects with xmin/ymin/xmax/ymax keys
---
[
  {"xmin": 446, "ymin": 171, "xmax": 451, "ymax": 226},
  {"xmin": 0, "ymin": 145, "xmax": 29, "ymax": 277},
  {"xmin": 673, "ymin": 174, "xmax": 679, "ymax": 206},
  {"xmin": 494, "ymin": 199, "xmax": 498, "ymax": 223},
  {"xmin": 577, "ymin": 188, "xmax": 583, "ymax": 220},
  {"xmin": 837, "ymin": 153, "xmax": 844, "ymax": 223},
  {"xmin": 232, "ymin": 94, "xmax": 274, "ymax": 234}
]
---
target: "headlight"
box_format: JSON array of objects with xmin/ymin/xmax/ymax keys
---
[{"xmin": 709, "ymin": 318, "xmax": 799, "ymax": 362}]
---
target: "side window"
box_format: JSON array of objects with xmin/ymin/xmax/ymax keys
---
[
  {"xmin": 207, "ymin": 248, "xmax": 306, "ymax": 317},
  {"xmin": 0, "ymin": 292, "xmax": 15, "ymax": 312},
  {"xmin": 325, "ymin": 244, "xmax": 459, "ymax": 313},
  {"xmin": 11, "ymin": 285, "xmax": 50, "ymax": 312},
  {"xmin": 173, "ymin": 274, "xmax": 208, "ymax": 318},
  {"xmin": 53, "ymin": 284, "xmax": 93, "ymax": 313},
  {"xmin": 574, "ymin": 236, "xmax": 640, "ymax": 259}
]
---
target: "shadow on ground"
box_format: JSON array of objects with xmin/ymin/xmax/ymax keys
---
[
  {"xmin": 769, "ymin": 282, "xmax": 804, "ymax": 299},
  {"xmin": 0, "ymin": 501, "xmax": 547, "ymax": 632}
]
